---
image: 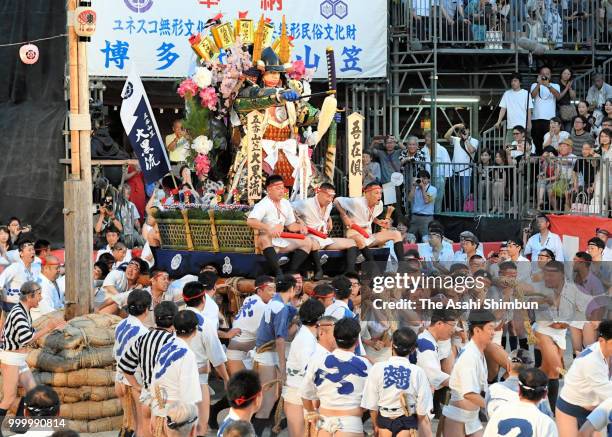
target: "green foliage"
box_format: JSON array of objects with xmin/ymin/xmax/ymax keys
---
[
  {"xmin": 154, "ymin": 207, "xmax": 249, "ymax": 221},
  {"xmin": 182, "ymin": 97, "xmax": 211, "ymax": 139}
]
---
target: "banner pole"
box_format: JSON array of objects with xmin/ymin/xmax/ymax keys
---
[{"xmin": 169, "ymin": 173, "xmax": 195, "ymax": 251}]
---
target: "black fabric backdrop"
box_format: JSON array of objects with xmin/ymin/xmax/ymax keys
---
[{"xmin": 0, "ymin": 0, "xmax": 67, "ymax": 243}]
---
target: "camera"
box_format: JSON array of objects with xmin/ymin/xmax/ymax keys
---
[
  {"xmin": 541, "ymin": 76, "xmax": 549, "ymax": 82},
  {"xmin": 101, "ymin": 196, "xmax": 113, "ymax": 211},
  {"xmin": 460, "ymin": 129, "xmax": 468, "ymax": 136},
  {"xmin": 415, "ymin": 178, "xmax": 422, "ymax": 185}
]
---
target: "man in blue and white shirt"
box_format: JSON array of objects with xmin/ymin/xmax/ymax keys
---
[
  {"xmin": 407, "ymin": 170, "xmax": 437, "ymax": 243},
  {"xmin": 0, "ymin": 241, "xmax": 36, "ymax": 318},
  {"xmin": 252, "ymin": 275, "xmax": 297, "ymax": 435},
  {"xmin": 113, "ymin": 290, "xmax": 151, "ymax": 437},
  {"xmin": 363, "ymin": 327, "xmax": 433, "ymax": 436}
]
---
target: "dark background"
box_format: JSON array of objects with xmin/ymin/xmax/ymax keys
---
[{"xmin": 0, "ymin": 0, "xmax": 67, "ymax": 243}]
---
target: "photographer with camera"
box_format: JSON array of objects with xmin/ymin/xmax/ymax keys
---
[
  {"xmin": 94, "ymin": 195, "xmax": 122, "ymax": 249},
  {"xmin": 531, "ymin": 66, "xmax": 561, "ymax": 155},
  {"xmin": 407, "ymin": 170, "xmax": 437, "ymax": 243},
  {"xmin": 444, "ymin": 123, "xmax": 479, "ymax": 210}
]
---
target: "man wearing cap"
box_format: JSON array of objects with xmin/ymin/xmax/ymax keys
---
[
  {"xmin": 558, "ymin": 139, "xmax": 578, "ymax": 210},
  {"xmin": 292, "ymin": 182, "xmax": 359, "ymax": 277},
  {"xmin": 31, "ymin": 255, "xmax": 64, "ymax": 321},
  {"xmin": 452, "ymin": 231, "xmax": 484, "ymax": 264},
  {"xmin": 247, "ymin": 174, "xmax": 313, "ymax": 277},
  {"xmin": 484, "ymin": 368, "xmax": 558, "ymax": 437},
  {"xmin": 419, "ymin": 227, "xmax": 455, "ymax": 270},
  {"xmin": 334, "ymin": 181, "xmax": 405, "ymax": 264},
  {"xmin": 227, "ymin": 276, "xmax": 276, "ymax": 375},
  {"xmin": 407, "ymin": 169, "xmax": 437, "ymax": 243},
  {"xmin": 594, "ymin": 228, "xmax": 612, "ymax": 260},
  {"xmin": 0, "ymin": 241, "xmax": 36, "ymax": 327},
  {"xmin": 486, "ymin": 349, "xmax": 553, "ymax": 418},
  {"xmin": 524, "ymin": 215, "xmax": 564, "ymax": 264}
]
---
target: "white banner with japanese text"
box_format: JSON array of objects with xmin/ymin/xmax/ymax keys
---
[{"xmin": 88, "ymin": 0, "xmax": 387, "ymax": 79}]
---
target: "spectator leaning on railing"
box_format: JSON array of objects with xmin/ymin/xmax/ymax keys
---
[
  {"xmin": 496, "ymin": 72, "xmax": 533, "ymax": 145},
  {"xmin": 572, "ymin": 142, "xmax": 599, "ymax": 202}
]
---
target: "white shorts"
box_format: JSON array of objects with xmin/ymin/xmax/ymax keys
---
[
  {"xmin": 226, "ymin": 348, "xmax": 249, "ymax": 361},
  {"xmin": 254, "ymin": 351, "xmax": 279, "ymax": 367},
  {"xmin": 139, "ymin": 387, "xmax": 152, "ymax": 408},
  {"xmin": 493, "ymin": 330, "xmax": 504, "ymax": 346},
  {"xmin": 318, "ymin": 415, "xmax": 363, "ymax": 434},
  {"xmin": 437, "ymin": 339, "xmax": 451, "ymax": 360},
  {"xmin": 569, "ymin": 321, "xmax": 587, "ymax": 330},
  {"xmin": 199, "ymin": 373, "xmax": 209, "ymax": 385},
  {"xmin": 115, "ymin": 370, "xmax": 144, "ymax": 387},
  {"xmin": 442, "ymin": 405, "xmax": 482, "ymax": 435},
  {"xmin": 308, "ymin": 235, "xmax": 335, "ymax": 249},
  {"xmin": 533, "ymin": 323, "xmax": 567, "ymax": 351},
  {"xmin": 0, "ymin": 350, "xmax": 29, "ymax": 373},
  {"xmin": 282, "ymin": 385, "xmax": 302, "ymax": 406}
]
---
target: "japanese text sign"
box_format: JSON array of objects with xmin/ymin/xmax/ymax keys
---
[{"xmin": 88, "ymin": 0, "xmax": 386, "ymax": 78}]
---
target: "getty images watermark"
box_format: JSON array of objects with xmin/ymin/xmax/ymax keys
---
[{"xmin": 369, "ymin": 273, "xmax": 540, "ymax": 311}]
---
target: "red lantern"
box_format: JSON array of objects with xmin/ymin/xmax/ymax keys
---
[
  {"xmin": 19, "ymin": 44, "xmax": 39, "ymax": 65},
  {"xmin": 74, "ymin": 6, "xmax": 97, "ymax": 37}
]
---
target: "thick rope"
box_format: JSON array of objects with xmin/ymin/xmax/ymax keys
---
[
  {"xmin": 121, "ymin": 386, "xmax": 135, "ymax": 432},
  {"xmin": 153, "ymin": 386, "xmax": 166, "ymax": 437}
]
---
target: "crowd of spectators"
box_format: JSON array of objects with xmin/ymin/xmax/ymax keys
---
[
  {"xmin": 406, "ymin": 0, "xmax": 612, "ymax": 49},
  {"xmin": 363, "ymin": 68, "xmax": 612, "ymax": 222}
]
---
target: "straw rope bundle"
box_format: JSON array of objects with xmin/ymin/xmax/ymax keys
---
[
  {"xmin": 59, "ymin": 399, "xmax": 122, "ymax": 421},
  {"xmin": 26, "ymin": 346, "xmax": 114, "ymax": 372},
  {"xmin": 34, "ymin": 313, "xmax": 120, "ymax": 352},
  {"xmin": 33, "ymin": 367, "xmax": 115, "ymax": 387},
  {"xmin": 66, "ymin": 415, "xmax": 123, "ymax": 433}
]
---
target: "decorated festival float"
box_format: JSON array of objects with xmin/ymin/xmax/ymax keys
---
[{"xmin": 148, "ymin": 13, "xmax": 390, "ymax": 278}]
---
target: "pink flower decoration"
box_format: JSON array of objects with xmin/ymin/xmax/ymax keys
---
[
  {"xmin": 195, "ymin": 153, "xmax": 211, "ymax": 178},
  {"xmin": 288, "ymin": 60, "xmax": 306, "ymax": 80},
  {"xmin": 177, "ymin": 78, "xmax": 199, "ymax": 98},
  {"xmin": 199, "ymin": 86, "xmax": 219, "ymax": 110}
]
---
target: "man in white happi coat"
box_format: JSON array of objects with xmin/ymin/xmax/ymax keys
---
[
  {"xmin": 292, "ymin": 182, "xmax": 359, "ymax": 278},
  {"xmin": 334, "ymin": 182, "xmax": 404, "ymax": 266},
  {"xmin": 247, "ymin": 174, "xmax": 312, "ymax": 276}
]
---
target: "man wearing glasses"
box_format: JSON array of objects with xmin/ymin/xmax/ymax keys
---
[
  {"xmin": 524, "ymin": 214, "xmax": 565, "ymax": 264},
  {"xmin": 292, "ymin": 182, "xmax": 360, "ymax": 278},
  {"xmin": 0, "ymin": 241, "xmax": 36, "ymax": 328}
]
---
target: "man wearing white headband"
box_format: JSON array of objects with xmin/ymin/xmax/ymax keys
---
[
  {"xmin": 334, "ymin": 181, "xmax": 404, "ymax": 266},
  {"xmin": 292, "ymin": 182, "xmax": 359, "ymax": 278},
  {"xmin": 247, "ymin": 174, "xmax": 312, "ymax": 276}
]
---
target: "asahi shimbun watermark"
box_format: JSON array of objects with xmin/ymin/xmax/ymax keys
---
[{"xmin": 369, "ymin": 273, "xmax": 540, "ymax": 312}]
